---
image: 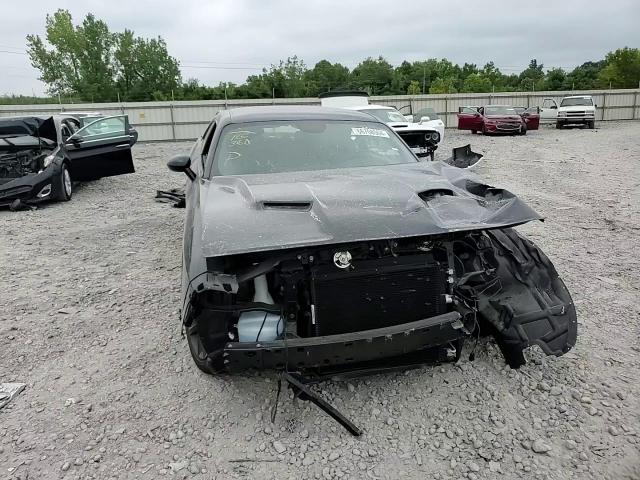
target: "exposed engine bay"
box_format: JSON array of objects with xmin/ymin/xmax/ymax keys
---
[
  {"xmin": 0, "ymin": 148, "xmax": 51, "ymax": 183},
  {"xmin": 186, "ymin": 227, "xmax": 576, "ymax": 373}
]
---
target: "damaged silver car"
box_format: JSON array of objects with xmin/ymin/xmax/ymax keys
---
[{"xmin": 168, "ymin": 106, "xmax": 577, "ymax": 378}]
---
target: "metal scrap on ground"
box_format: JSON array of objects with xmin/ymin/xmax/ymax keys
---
[{"xmin": 0, "ymin": 383, "xmax": 26, "ymax": 409}]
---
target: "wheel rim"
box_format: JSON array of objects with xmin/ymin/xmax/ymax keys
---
[{"xmin": 63, "ymin": 169, "xmax": 72, "ymax": 196}]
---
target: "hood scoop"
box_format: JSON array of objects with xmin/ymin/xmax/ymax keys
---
[
  {"xmin": 418, "ymin": 189, "xmax": 455, "ymax": 203},
  {"xmin": 261, "ymin": 201, "xmax": 313, "ymax": 211}
]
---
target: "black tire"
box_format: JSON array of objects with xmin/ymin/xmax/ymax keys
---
[
  {"xmin": 555, "ymin": 122, "xmax": 563, "ymax": 129},
  {"xmin": 588, "ymin": 120, "xmax": 595, "ymax": 129},
  {"xmin": 481, "ymin": 125, "xmax": 488, "ymax": 135},
  {"xmin": 184, "ymin": 307, "xmax": 225, "ymax": 375},
  {"xmin": 429, "ymin": 151, "xmax": 435, "ymax": 161},
  {"xmin": 471, "ymin": 130, "xmax": 477, "ymax": 135},
  {"xmin": 520, "ymin": 125, "xmax": 527, "ymax": 135},
  {"xmin": 56, "ymin": 163, "xmax": 72, "ymax": 201}
]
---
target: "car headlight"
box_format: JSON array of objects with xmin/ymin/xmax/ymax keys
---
[
  {"xmin": 430, "ymin": 132, "xmax": 440, "ymax": 142},
  {"xmin": 43, "ymin": 154, "xmax": 55, "ymax": 168},
  {"xmin": 558, "ymin": 112, "xmax": 567, "ymax": 117}
]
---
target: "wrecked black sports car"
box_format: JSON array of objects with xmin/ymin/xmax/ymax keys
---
[
  {"xmin": 169, "ymin": 106, "xmax": 576, "ymax": 376},
  {"xmin": 0, "ymin": 115, "xmax": 136, "ymax": 209}
]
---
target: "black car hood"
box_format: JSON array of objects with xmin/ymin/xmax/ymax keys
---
[
  {"xmin": 198, "ymin": 162, "xmax": 542, "ymax": 257},
  {"xmin": 0, "ymin": 117, "xmax": 57, "ymax": 145}
]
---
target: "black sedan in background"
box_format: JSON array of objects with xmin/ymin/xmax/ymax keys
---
[
  {"xmin": 0, "ymin": 114, "xmax": 137, "ymax": 210},
  {"xmin": 167, "ymin": 106, "xmax": 576, "ymax": 376}
]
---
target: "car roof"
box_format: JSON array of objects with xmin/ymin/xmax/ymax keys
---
[
  {"xmin": 563, "ymin": 95, "xmax": 592, "ymax": 99},
  {"xmin": 221, "ymin": 106, "xmax": 378, "ymax": 125},
  {"xmin": 347, "ymin": 104, "xmax": 394, "ymax": 111}
]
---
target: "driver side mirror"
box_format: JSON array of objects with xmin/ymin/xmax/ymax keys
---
[
  {"xmin": 168, "ymin": 154, "xmax": 196, "ymax": 181},
  {"xmin": 419, "ymin": 116, "xmax": 431, "ymax": 123},
  {"xmin": 65, "ymin": 135, "xmax": 83, "ymax": 146}
]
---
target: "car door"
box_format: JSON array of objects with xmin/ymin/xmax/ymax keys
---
[
  {"xmin": 521, "ymin": 106, "xmax": 540, "ymax": 130},
  {"xmin": 539, "ymin": 98, "xmax": 558, "ymax": 122},
  {"xmin": 457, "ymin": 106, "xmax": 483, "ymax": 130},
  {"xmin": 64, "ymin": 115, "xmax": 135, "ymax": 181}
]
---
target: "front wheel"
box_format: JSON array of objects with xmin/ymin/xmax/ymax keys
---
[
  {"xmin": 520, "ymin": 125, "xmax": 527, "ymax": 135},
  {"xmin": 471, "ymin": 130, "xmax": 477, "ymax": 135},
  {"xmin": 555, "ymin": 122, "xmax": 563, "ymax": 129},
  {"xmin": 184, "ymin": 306, "xmax": 225, "ymax": 375},
  {"xmin": 56, "ymin": 164, "xmax": 72, "ymax": 201},
  {"xmin": 588, "ymin": 120, "xmax": 595, "ymax": 129}
]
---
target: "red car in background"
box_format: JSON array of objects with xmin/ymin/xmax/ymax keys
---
[{"xmin": 457, "ymin": 105, "xmax": 539, "ymax": 135}]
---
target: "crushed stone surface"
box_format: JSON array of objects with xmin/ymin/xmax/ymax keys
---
[{"xmin": 1, "ymin": 121, "xmax": 639, "ymax": 479}]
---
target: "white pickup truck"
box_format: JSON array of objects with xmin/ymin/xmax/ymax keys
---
[{"xmin": 539, "ymin": 95, "xmax": 597, "ymax": 129}]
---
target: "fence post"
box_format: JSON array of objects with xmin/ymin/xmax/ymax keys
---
[
  {"xmin": 444, "ymin": 96, "xmax": 448, "ymax": 128},
  {"xmin": 526, "ymin": 95, "xmax": 530, "ymax": 108},
  {"xmin": 601, "ymin": 92, "xmax": 607, "ymax": 121},
  {"xmin": 632, "ymin": 91, "xmax": 638, "ymax": 120},
  {"xmin": 169, "ymin": 103, "xmax": 176, "ymax": 140}
]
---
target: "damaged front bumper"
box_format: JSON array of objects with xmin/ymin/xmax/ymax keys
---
[
  {"xmin": 0, "ymin": 165, "xmax": 61, "ymax": 208},
  {"xmin": 223, "ymin": 312, "xmax": 464, "ymax": 371}
]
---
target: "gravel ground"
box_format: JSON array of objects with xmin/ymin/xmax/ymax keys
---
[{"xmin": 1, "ymin": 121, "xmax": 639, "ymax": 480}]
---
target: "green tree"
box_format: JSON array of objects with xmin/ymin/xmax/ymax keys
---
[
  {"xmin": 351, "ymin": 56, "xmax": 394, "ymax": 94},
  {"xmin": 27, "ymin": 10, "xmax": 115, "ymax": 101},
  {"xmin": 305, "ymin": 60, "xmax": 350, "ymax": 96},
  {"xmin": 565, "ymin": 61, "xmax": 605, "ymax": 90},
  {"xmin": 246, "ymin": 56, "xmax": 309, "ymax": 98},
  {"xmin": 27, "ymin": 9, "xmax": 181, "ymax": 102},
  {"xmin": 461, "ymin": 73, "xmax": 492, "ymax": 93},
  {"xmin": 114, "ymin": 31, "xmax": 181, "ymax": 101},
  {"xmin": 429, "ymin": 77, "xmax": 458, "ymax": 94},
  {"xmin": 598, "ymin": 47, "xmax": 640, "ymax": 88},
  {"xmin": 544, "ymin": 67, "xmax": 567, "ymax": 90},
  {"xmin": 406, "ymin": 80, "xmax": 421, "ymax": 95},
  {"xmin": 518, "ymin": 59, "xmax": 545, "ymax": 91}
]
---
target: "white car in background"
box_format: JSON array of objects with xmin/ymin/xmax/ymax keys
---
[
  {"xmin": 404, "ymin": 107, "xmax": 445, "ymax": 141},
  {"xmin": 320, "ymin": 92, "xmax": 442, "ymax": 160},
  {"xmin": 539, "ymin": 95, "xmax": 597, "ymax": 129}
]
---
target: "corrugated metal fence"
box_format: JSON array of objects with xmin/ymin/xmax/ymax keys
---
[{"xmin": 1, "ymin": 89, "xmax": 638, "ymax": 142}]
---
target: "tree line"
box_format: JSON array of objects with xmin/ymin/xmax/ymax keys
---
[{"xmin": 7, "ymin": 9, "xmax": 640, "ymax": 104}]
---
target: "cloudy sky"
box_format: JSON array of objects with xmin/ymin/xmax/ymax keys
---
[{"xmin": 1, "ymin": 0, "xmax": 639, "ymax": 96}]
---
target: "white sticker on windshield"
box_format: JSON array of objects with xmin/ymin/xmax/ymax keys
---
[{"xmin": 350, "ymin": 127, "xmax": 389, "ymax": 138}]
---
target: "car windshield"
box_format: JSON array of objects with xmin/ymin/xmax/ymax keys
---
[
  {"xmin": 364, "ymin": 109, "xmax": 408, "ymax": 123},
  {"xmin": 560, "ymin": 97, "xmax": 593, "ymax": 107},
  {"xmin": 484, "ymin": 106, "xmax": 517, "ymax": 116},
  {"xmin": 416, "ymin": 108, "xmax": 440, "ymax": 121},
  {"xmin": 213, "ymin": 120, "xmax": 416, "ymax": 176}
]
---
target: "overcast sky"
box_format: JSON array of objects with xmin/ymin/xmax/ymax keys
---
[{"xmin": 1, "ymin": 0, "xmax": 639, "ymax": 96}]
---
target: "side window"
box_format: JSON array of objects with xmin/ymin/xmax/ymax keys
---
[
  {"xmin": 60, "ymin": 124, "xmax": 72, "ymax": 140},
  {"xmin": 74, "ymin": 117, "xmax": 126, "ymax": 139},
  {"xmin": 459, "ymin": 107, "xmax": 478, "ymax": 115}
]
